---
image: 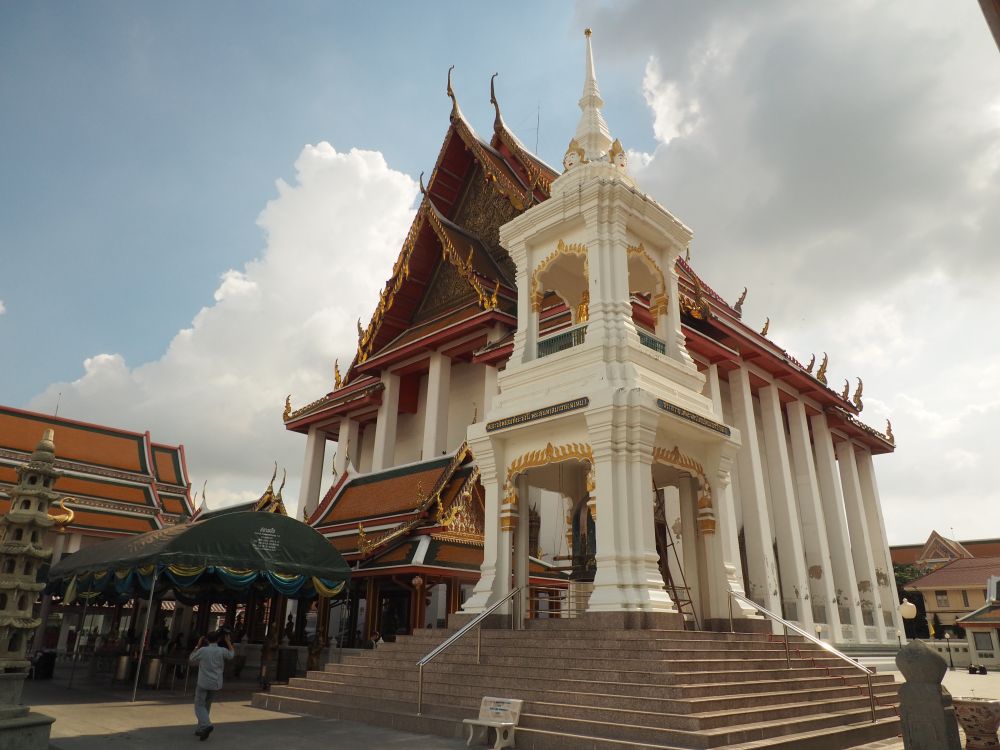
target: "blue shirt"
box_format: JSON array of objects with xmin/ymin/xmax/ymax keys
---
[{"xmin": 189, "ymin": 643, "xmax": 233, "ymax": 690}]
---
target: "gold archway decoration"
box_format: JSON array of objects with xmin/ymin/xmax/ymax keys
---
[
  {"xmin": 652, "ymin": 446, "xmax": 716, "ymax": 534},
  {"xmin": 627, "ymin": 243, "xmax": 668, "ymax": 315},
  {"xmin": 530, "ymin": 240, "xmax": 589, "ymax": 313},
  {"xmin": 502, "ymin": 442, "xmax": 594, "ymax": 507}
]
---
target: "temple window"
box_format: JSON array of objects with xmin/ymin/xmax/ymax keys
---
[
  {"xmin": 627, "ymin": 244, "xmax": 668, "ymax": 353},
  {"xmin": 532, "ymin": 241, "xmax": 589, "ymax": 358}
]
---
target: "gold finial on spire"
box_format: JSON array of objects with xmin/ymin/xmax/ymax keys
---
[
  {"xmin": 816, "ymin": 353, "xmax": 829, "ymax": 384},
  {"xmin": 886, "ymin": 419, "xmax": 894, "ymax": 443},
  {"xmin": 334, "ymin": 359, "xmax": 342, "ymax": 389},
  {"xmin": 584, "ymin": 28, "xmax": 592, "ymax": 37},
  {"xmin": 841, "ymin": 379, "xmax": 850, "ymax": 400},
  {"xmin": 806, "ymin": 354, "xmax": 815, "ymax": 374},
  {"xmin": 852, "ymin": 377, "xmax": 864, "ymax": 412},
  {"xmin": 283, "ymin": 395, "xmax": 292, "ymax": 421},
  {"xmin": 734, "ymin": 287, "xmax": 748, "ymax": 315},
  {"xmin": 760, "ymin": 317, "xmax": 770, "ymax": 336},
  {"xmin": 447, "ymin": 65, "xmax": 461, "ymax": 120}
]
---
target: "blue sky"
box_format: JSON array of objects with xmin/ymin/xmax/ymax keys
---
[
  {"xmin": 2, "ymin": 2, "xmax": 999, "ymax": 542},
  {"xmin": 0, "ymin": 2, "xmax": 653, "ymax": 404}
]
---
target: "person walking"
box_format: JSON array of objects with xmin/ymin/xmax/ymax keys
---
[{"xmin": 188, "ymin": 629, "xmax": 234, "ymax": 740}]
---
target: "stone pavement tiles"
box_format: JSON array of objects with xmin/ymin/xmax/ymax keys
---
[{"xmin": 23, "ymin": 678, "xmax": 468, "ymax": 750}]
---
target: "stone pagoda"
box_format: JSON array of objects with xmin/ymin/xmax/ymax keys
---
[{"xmin": 0, "ymin": 430, "xmax": 59, "ymax": 748}]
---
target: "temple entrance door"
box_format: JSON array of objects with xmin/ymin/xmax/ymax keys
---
[{"xmin": 652, "ymin": 467, "xmax": 706, "ymax": 628}]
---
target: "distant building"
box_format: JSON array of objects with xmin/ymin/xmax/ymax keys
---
[
  {"xmin": 890, "ymin": 530, "xmax": 1000, "ymax": 571},
  {"xmin": 904, "ymin": 557, "xmax": 1000, "ymax": 635}
]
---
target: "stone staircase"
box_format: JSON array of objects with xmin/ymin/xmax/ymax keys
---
[{"xmin": 251, "ymin": 621, "xmax": 902, "ymax": 749}]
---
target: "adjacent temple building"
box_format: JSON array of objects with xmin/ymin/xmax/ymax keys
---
[{"xmin": 286, "ymin": 31, "xmax": 900, "ymax": 646}]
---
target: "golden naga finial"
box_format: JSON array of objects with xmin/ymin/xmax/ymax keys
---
[
  {"xmin": 852, "ymin": 377, "xmax": 864, "ymax": 412},
  {"xmin": 806, "ymin": 354, "xmax": 815, "ymax": 374},
  {"xmin": 446, "ymin": 65, "xmax": 461, "ymax": 120},
  {"xmin": 277, "ymin": 468, "xmax": 287, "ymax": 497},
  {"xmin": 886, "ymin": 419, "xmax": 895, "ymax": 443},
  {"xmin": 734, "ymin": 287, "xmax": 748, "ymax": 315},
  {"xmin": 490, "ymin": 72, "xmax": 502, "ymax": 128},
  {"xmin": 692, "ymin": 275, "xmax": 710, "ymax": 318},
  {"xmin": 488, "ymin": 279, "xmax": 500, "ymax": 309},
  {"xmin": 283, "ymin": 395, "xmax": 292, "ymax": 421},
  {"xmin": 418, "ymin": 171, "xmax": 427, "ymax": 196},
  {"xmin": 334, "ymin": 359, "xmax": 342, "ymax": 389},
  {"xmin": 816, "ymin": 353, "xmax": 829, "ymax": 384},
  {"xmin": 49, "ymin": 496, "xmax": 75, "ymax": 532},
  {"xmin": 356, "ymin": 318, "xmax": 364, "ymax": 342},
  {"xmin": 267, "ymin": 461, "xmax": 278, "ymax": 492},
  {"xmin": 760, "ymin": 317, "xmax": 770, "ymax": 336},
  {"xmin": 841, "ymin": 379, "xmax": 850, "ymax": 400}
]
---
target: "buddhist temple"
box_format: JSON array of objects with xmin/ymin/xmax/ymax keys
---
[
  {"xmin": 0, "ymin": 405, "xmax": 194, "ymax": 650},
  {"xmin": 286, "ymin": 32, "xmax": 900, "ymax": 648}
]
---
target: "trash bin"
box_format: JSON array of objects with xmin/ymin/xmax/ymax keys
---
[
  {"xmin": 145, "ymin": 657, "xmax": 161, "ymax": 687},
  {"xmin": 114, "ymin": 655, "xmax": 130, "ymax": 682},
  {"xmin": 276, "ymin": 647, "xmax": 297, "ymax": 682}
]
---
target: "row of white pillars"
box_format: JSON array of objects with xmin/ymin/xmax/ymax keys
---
[{"xmin": 724, "ymin": 364, "xmax": 900, "ymax": 644}]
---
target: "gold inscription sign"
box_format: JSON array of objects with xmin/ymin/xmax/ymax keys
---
[
  {"xmin": 486, "ymin": 397, "xmax": 589, "ymax": 433},
  {"xmin": 657, "ymin": 399, "xmax": 732, "ymax": 437}
]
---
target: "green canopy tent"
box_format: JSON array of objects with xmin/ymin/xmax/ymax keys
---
[{"xmin": 47, "ymin": 513, "xmax": 351, "ymax": 699}]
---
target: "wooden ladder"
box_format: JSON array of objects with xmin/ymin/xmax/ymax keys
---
[{"xmin": 658, "ymin": 520, "xmax": 700, "ymax": 630}]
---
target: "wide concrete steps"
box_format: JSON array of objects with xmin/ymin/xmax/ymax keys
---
[{"xmin": 252, "ymin": 625, "xmax": 901, "ymax": 749}]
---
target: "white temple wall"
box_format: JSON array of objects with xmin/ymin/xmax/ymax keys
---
[{"xmin": 446, "ymin": 362, "xmax": 485, "ymax": 452}]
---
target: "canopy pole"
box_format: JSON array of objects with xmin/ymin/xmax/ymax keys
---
[
  {"xmin": 131, "ymin": 567, "xmax": 159, "ymax": 702},
  {"xmin": 67, "ymin": 595, "xmax": 89, "ymax": 689}
]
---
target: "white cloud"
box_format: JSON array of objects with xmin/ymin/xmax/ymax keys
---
[
  {"xmin": 0, "ymin": 300, "xmax": 6, "ymax": 315},
  {"xmin": 29, "ymin": 144, "xmax": 417, "ymax": 514}
]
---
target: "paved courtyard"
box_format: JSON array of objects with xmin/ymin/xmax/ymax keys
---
[{"xmin": 20, "ymin": 662, "xmax": 1000, "ymax": 749}]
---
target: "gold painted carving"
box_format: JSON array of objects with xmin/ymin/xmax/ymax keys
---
[
  {"xmin": 734, "ymin": 287, "xmax": 747, "ymax": 315},
  {"xmin": 841, "ymin": 379, "xmax": 850, "ymax": 400},
  {"xmin": 49, "ymin": 496, "xmax": 75, "ymax": 530},
  {"xmin": 805, "ymin": 354, "xmax": 815, "ymax": 374},
  {"xmin": 426, "ymin": 207, "xmax": 501, "ymax": 312},
  {"xmin": 283, "ymin": 395, "xmax": 292, "ymax": 421},
  {"xmin": 502, "ymin": 442, "xmax": 594, "ymax": 507},
  {"xmin": 886, "ymin": 419, "xmax": 894, "ymax": 443},
  {"xmin": 577, "ymin": 289, "xmax": 590, "ymax": 323},
  {"xmin": 530, "ymin": 240, "xmax": 589, "ymax": 313},
  {"xmin": 500, "ymin": 515, "xmax": 518, "ymax": 532},
  {"xmin": 334, "ymin": 360, "xmax": 342, "ymax": 390},
  {"xmin": 852, "ymin": 378, "xmax": 864, "ymax": 412},
  {"xmin": 760, "ymin": 317, "xmax": 770, "ymax": 336},
  {"xmin": 652, "ymin": 446, "xmax": 715, "ymax": 536}
]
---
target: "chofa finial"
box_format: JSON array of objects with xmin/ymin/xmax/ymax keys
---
[
  {"xmin": 490, "ymin": 72, "xmax": 502, "ymax": 128},
  {"xmin": 447, "ymin": 65, "xmax": 461, "ymax": 119},
  {"xmin": 841, "ymin": 379, "xmax": 850, "ymax": 400},
  {"xmin": 334, "ymin": 359, "xmax": 342, "ymax": 389},
  {"xmin": 852, "ymin": 377, "xmax": 864, "ymax": 411},
  {"xmin": 806, "ymin": 354, "xmax": 815, "ymax": 374},
  {"xmin": 816, "ymin": 353, "xmax": 829, "ymax": 384},
  {"xmin": 734, "ymin": 287, "xmax": 748, "ymax": 315},
  {"xmin": 760, "ymin": 317, "xmax": 770, "ymax": 336},
  {"xmin": 886, "ymin": 419, "xmax": 894, "ymax": 443},
  {"xmin": 283, "ymin": 395, "xmax": 292, "ymax": 421}
]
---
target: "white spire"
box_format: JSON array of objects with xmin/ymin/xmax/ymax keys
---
[{"xmin": 573, "ymin": 29, "xmax": 613, "ymax": 161}]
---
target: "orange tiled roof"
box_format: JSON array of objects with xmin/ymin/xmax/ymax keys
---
[{"xmin": 906, "ymin": 557, "xmax": 1000, "ymax": 590}]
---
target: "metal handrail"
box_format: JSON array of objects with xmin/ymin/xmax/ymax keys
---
[
  {"xmin": 415, "ymin": 587, "xmax": 521, "ymax": 715},
  {"xmin": 727, "ymin": 590, "xmax": 878, "ymax": 725}
]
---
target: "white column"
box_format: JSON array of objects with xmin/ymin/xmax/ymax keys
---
[
  {"xmin": 728, "ymin": 367, "xmax": 781, "ymax": 614},
  {"xmin": 704, "ymin": 363, "xmax": 724, "ymax": 418},
  {"xmin": 298, "ymin": 426, "xmax": 327, "ymax": 518},
  {"xmin": 837, "ymin": 439, "xmax": 887, "ymax": 643},
  {"xmin": 786, "ymin": 402, "xmax": 841, "ymax": 635},
  {"xmin": 371, "ymin": 371, "xmax": 400, "ymax": 471},
  {"xmin": 587, "ymin": 407, "xmax": 639, "ymax": 612},
  {"xmin": 811, "ymin": 414, "xmax": 867, "ymax": 643},
  {"xmin": 758, "ymin": 385, "xmax": 813, "ymax": 629},
  {"xmin": 665, "ymin": 266, "xmax": 692, "ymax": 364},
  {"xmin": 422, "ymin": 352, "xmax": 451, "ymax": 459},
  {"xmin": 334, "ymin": 417, "xmax": 359, "ymax": 475},
  {"xmin": 463, "ymin": 440, "xmax": 510, "ymax": 614},
  {"xmin": 856, "ymin": 447, "xmax": 901, "ymax": 642}
]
